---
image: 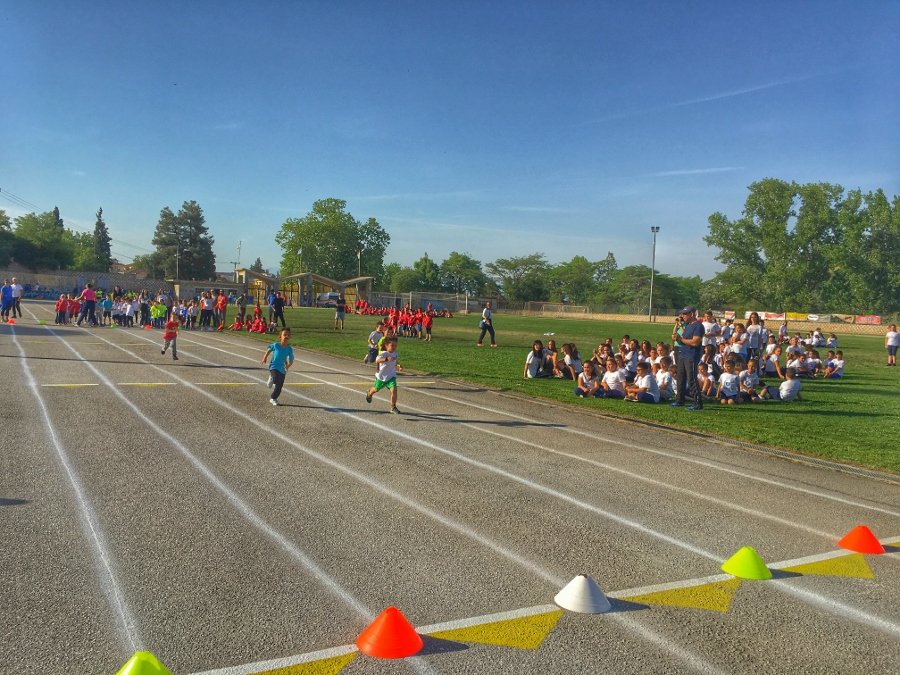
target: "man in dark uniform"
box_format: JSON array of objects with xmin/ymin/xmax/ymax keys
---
[{"xmin": 671, "ymin": 306, "xmax": 705, "ymax": 411}]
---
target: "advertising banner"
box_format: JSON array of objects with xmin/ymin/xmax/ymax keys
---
[
  {"xmin": 786, "ymin": 312, "xmax": 808, "ymax": 321},
  {"xmin": 854, "ymin": 315, "xmax": 882, "ymax": 325}
]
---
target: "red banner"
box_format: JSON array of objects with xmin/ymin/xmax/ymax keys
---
[{"xmin": 854, "ymin": 315, "xmax": 882, "ymax": 325}]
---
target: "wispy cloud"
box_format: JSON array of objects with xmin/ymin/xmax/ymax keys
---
[
  {"xmin": 582, "ymin": 72, "xmax": 827, "ymax": 126},
  {"xmin": 644, "ymin": 166, "xmax": 743, "ymax": 177},
  {"xmin": 503, "ymin": 206, "xmax": 587, "ymax": 214},
  {"xmin": 360, "ymin": 190, "xmax": 484, "ymax": 201}
]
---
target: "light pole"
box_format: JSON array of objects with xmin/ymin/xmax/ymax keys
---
[
  {"xmin": 357, "ymin": 249, "xmax": 362, "ymax": 277},
  {"xmin": 649, "ymin": 226, "xmax": 660, "ymax": 322}
]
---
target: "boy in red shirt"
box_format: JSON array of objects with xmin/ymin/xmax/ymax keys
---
[
  {"xmin": 422, "ymin": 312, "xmax": 433, "ymax": 342},
  {"xmin": 230, "ymin": 316, "xmax": 244, "ymax": 331},
  {"xmin": 161, "ymin": 316, "xmax": 180, "ymax": 360}
]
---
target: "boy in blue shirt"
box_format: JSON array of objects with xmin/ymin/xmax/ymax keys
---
[{"xmin": 261, "ymin": 328, "xmax": 295, "ymax": 406}]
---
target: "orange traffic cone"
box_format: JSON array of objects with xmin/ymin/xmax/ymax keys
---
[
  {"xmin": 6, "ymin": 319, "xmax": 15, "ymax": 324},
  {"xmin": 355, "ymin": 607, "xmax": 423, "ymax": 659},
  {"xmin": 144, "ymin": 325, "xmax": 153, "ymax": 330},
  {"xmin": 838, "ymin": 525, "xmax": 885, "ymax": 554}
]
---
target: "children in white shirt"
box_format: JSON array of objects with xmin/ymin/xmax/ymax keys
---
[{"xmin": 716, "ymin": 361, "xmax": 740, "ymax": 405}]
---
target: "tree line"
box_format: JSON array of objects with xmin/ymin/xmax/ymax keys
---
[{"xmin": 0, "ymin": 206, "xmax": 112, "ymax": 272}]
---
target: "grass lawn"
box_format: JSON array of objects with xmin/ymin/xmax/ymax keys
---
[{"xmin": 246, "ymin": 308, "xmax": 899, "ymax": 474}]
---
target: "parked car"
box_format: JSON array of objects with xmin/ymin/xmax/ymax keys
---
[{"xmin": 315, "ymin": 292, "xmax": 341, "ymax": 308}]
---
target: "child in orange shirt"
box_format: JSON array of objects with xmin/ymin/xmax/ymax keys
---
[
  {"xmin": 161, "ymin": 316, "xmax": 180, "ymax": 360},
  {"xmin": 230, "ymin": 316, "xmax": 244, "ymax": 331}
]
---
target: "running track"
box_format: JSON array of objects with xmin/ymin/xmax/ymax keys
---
[{"xmin": 2, "ymin": 302, "xmax": 898, "ymax": 674}]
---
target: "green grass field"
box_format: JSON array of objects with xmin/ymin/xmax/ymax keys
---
[{"xmin": 244, "ymin": 308, "xmax": 899, "ymax": 474}]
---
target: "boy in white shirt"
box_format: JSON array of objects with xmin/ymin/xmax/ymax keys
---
[
  {"xmin": 759, "ymin": 367, "xmax": 802, "ymax": 401},
  {"xmin": 701, "ymin": 311, "xmax": 721, "ymax": 347},
  {"xmin": 625, "ymin": 362, "xmax": 660, "ymax": 403},
  {"xmin": 365, "ymin": 337, "xmax": 402, "ymax": 413},
  {"xmin": 885, "ymin": 324, "xmax": 898, "ymax": 367},
  {"xmin": 716, "ymin": 360, "xmax": 740, "ymax": 405}
]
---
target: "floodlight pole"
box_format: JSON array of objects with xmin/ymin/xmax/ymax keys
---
[{"xmin": 649, "ymin": 226, "xmax": 660, "ymax": 322}]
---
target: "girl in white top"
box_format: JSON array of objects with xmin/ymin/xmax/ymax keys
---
[
  {"xmin": 885, "ymin": 324, "xmax": 899, "ymax": 366},
  {"xmin": 654, "ymin": 357, "xmax": 674, "ymax": 400},
  {"xmin": 601, "ymin": 359, "xmax": 626, "ymax": 399},
  {"xmin": 729, "ymin": 323, "xmax": 748, "ymax": 362},
  {"xmin": 717, "ymin": 361, "xmax": 741, "ymax": 404},
  {"xmin": 701, "ymin": 311, "xmax": 721, "ymax": 346},
  {"xmin": 574, "ymin": 362, "xmax": 601, "ymax": 398},
  {"xmin": 561, "ymin": 343, "xmax": 583, "ymax": 380}
]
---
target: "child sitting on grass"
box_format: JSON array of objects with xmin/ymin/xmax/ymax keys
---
[
  {"xmin": 574, "ymin": 361, "xmax": 602, "ymax": 398},
  {"xmin": 823, "ymin": 350, "xmax": 845, "ymax": 378},
  {"xmin": 759, "ymin": 367, "xmax": 802, "ymax": 401},
  {"xmin": 230, "ymin": 316, "xmax": 244, "ymax": 331},
  {"xmin": 625, "ymin": 361, "xmax": 660, "ymax": 403},
  {"xmin": 716, "ymin": 359, "xmax": 740, "ymax": 405}
]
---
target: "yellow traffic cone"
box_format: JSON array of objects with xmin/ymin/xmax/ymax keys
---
[
  {"xmin": 115, "ymin": 651, "xmax": 172, "ymax": 675},
  {"xmin": 721, "ymin": 546, "xmax": 772, "ymax": 580}
]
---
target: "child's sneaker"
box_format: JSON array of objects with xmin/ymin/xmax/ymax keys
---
[
  {"xmin": 160, "ymin": 349, "xmax": 165, "ymax": 355},
  {"xmin": 269, "ymin": 398, "xmax": 278, "ymax": 406},
  {"xmin": 365, "ymin": 392, "xmax": 373, "ymax": 404},
  {"xmin": 173, "ymin": 356, "xmax": 178, "ymax": 361},
  {"xmin": 390, "ymin": 406, "xmax": 400, "ymax": 414}
]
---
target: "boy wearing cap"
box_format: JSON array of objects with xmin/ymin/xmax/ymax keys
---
[{"xmin": 671, "ymin": 306, "xmax": 705, "ymax": 411}]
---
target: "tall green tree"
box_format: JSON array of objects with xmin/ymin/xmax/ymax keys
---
[
  {"xmin": 70, "ymin": 231, "xmax": 97, "ymax": 271},
  {"xmin": 547, "ymin": 255, "xmax": 599, "ymax": 304},
  {"xmin": 14, "ymin": 211, "xmax": 73, "ymax": 270},
  {"xmin": 92, "ymin": 207, "xmax": 112, "ymax": 272},
  {"xmin": 705, "ymin": 179, "xmax": 900, "ymax": 313},
  {"xmin": 250, "ymin": 257, "xmax": 265, "ymax": 272},
  {"xmin": 412, "ymin": 253, "xmax": 442, "ymax": 290},
  {"xmin": 485, "ymin": 253, "xmax": 548, "ymax": 302},
  {"xmin": 276, "ymin": 198, "xmax": 390, "ymax": 281},
  {"xmin": 150, "ymin": 201, "xmax": 216, "ymax": 280},
  {"xmin": 439, "ymin": 251, "xmax": 487, "ymax": 294},
  {"xmin": 0, "ymin": 209, "xmax": 10, "ymax": 231}
]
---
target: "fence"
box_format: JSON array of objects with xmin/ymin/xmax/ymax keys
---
[
  {"xmin": 366, "ymin": 291, "xmax": 498, "ymax": 314},
  {"xmin": 0, "ymin": 268, "xmax": 170, "ymax": 299}
]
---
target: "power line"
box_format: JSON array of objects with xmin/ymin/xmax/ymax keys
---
[{"xmin": 0, "ymin": 187, "xmax": 41, "ymax": 211}]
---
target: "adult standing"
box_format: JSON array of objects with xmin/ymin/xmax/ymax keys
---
[
  {"xmin": 10, "ymin": 277, "xmax": 23, "ymax": 318},
  {"xmin": 75, "ymin": 283, "xmax": 99, "ymax": 327},
  {"xmin": 0, "ymin": 279, "xmax": 13, "ymax": 322},
  {"xmin": 235, "ymin": 292, "xmax": 248, "ymax": 323},
  {"xmin": 271, "ymin": 291, "xmax": 287, "ymax": 328},
  {"xmin": 886, "ymin": 323, "xmax": 899, "ymax": 367},
  {"xmin": 476, "ymin": 301, "xmax": 497, "ymax": 347},
  {"xmin": 671, "ymin": 306, "xmax": 704, "ymax": 410}
]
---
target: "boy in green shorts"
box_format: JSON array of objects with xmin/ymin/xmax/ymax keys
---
[{"xmin": 366, "ymin": 336, "xmax": 402, "ymax": 414}]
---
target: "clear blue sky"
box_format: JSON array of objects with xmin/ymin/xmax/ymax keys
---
[{"xmin": 2, "ymin": 1, "xmax": 898, "ymax": 278}]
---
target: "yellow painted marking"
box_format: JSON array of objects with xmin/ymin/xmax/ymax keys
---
[
  {"xmin": 428, "ymin": 609, "xmax": 563, "ymax": 650},
  {"xmin": 197, "ymin": 382, "xmax": 255, "ymax": 387},
  {"xmin": 118, "ymin": 383, "xmax": 177, "ymax": 387},
  {"xmin": 253, "ymin": 653, "xmax": 357, "ymax": 675},
  {"xmin": 622, "ymin": 578, "xmax": 744, "ymax": 613},
  {"xmin": 782, "ymin": 553, "xmax": 875, "ymax": 579},
  {"xmin": 41, "ymin": 383, "xmax": 99, "ymax": 388}
]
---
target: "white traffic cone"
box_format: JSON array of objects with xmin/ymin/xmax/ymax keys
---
[{"xmin": 554, "ymin": 574, "xmax": 612, "ymax": 613}]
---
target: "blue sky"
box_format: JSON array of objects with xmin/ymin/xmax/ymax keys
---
[{"xmin": 2, "ymin": 1, "xmax": 898, "ymax": 278}]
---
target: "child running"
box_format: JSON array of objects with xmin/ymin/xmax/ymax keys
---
[
  {"xmin": 161, "ymin": 315, "xmax": 180, "ymax": 360},
  {"xmin": 366, "ymin": 335, "xmax": 402, "ymax": 414},
  {"xmin": 261, "ymin": 328, "xmax": 295, "ymax": 406}
]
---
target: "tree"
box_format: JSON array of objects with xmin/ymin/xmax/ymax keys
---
[
  {"xmin": 92, "ymin": 208, "xmax": 112, "ymax": 272},
  {"xmin": 378, "ymin": 262, "xmax": 403, "ymax": 292},
  {"xmin": 439, "ymin": 251, "xmax": 488, "ymax": 294},
  {"xmin": 70, "ymin": 231, "xmax": 97, "ymax": 271},
  {"xmin": 412, "ymin": 253, "xmax": 442, "ymax": 290},
  {"xmin": 150, "ymin": 201, "xmax": 216, "ymax": 280},
  {"xmin": 14, "ymin": 211, "xmax": 73, "ymax": 270},
  {"xmin": 389, "ymin": 267, "xmax": 422, "ymax": 293},
  {"xmin": 705, "ymin": 179, "xmax": 900, "ymax": 313},
  {"xmin": 485, "ymin": 253, "xmax": 549, "ymax": 302},
  {"xmin": 276, "ymin": 198, "xmax": 390, "ymax": 281},
  {"xmin": 547, "ymin": 255, "xmax": 599, "ymax": 304},
  {"xmin": 131, "ymin": 253, "xmax": 165, "ymax": 279},
  {"xmin": 0, "ymin": 209, "xmax": 10, "ymax": 231},
  {"xmin": 250, "ymin": 257, "xmax": 265, "ymax": 272}
]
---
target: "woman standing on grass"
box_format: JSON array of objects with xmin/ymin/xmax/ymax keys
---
[{"xmin": 477, "ymin": 301, "xmax": 496, "ymax": 347}]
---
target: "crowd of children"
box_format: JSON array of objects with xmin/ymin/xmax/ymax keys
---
[{"xmin": 525, "ymin": 314, "xmax": 851, "ymax": 406}]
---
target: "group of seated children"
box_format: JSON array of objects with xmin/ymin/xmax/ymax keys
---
[
  {"xmin": 230, "ymin": 314, "xmax": 278, "ymax": 333},
  {"xmin": 523, "ymin": 330, "xmax": 844, "ymax": 405}
]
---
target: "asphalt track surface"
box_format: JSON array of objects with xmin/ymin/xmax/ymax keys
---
[{"xmin": 2, "ymin": 302, "xmax": 899, "ymax": 675}]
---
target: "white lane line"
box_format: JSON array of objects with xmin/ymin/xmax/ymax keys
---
[
  {"xmin": 452, "ymin": 421, "xmax": 839, "ymax": 541},
  {"xmin": 26, "ymin": 322, "xmax": 438, "ymax": 675},
  {"xmin": 10, "ymin": 326, "xmax": 141, "ymax": 652},
  {"xmin": 195, "ymin": 537, "xmax": 900, "ymax": 675},
  {"xmin": 172, "ymin": 335, "xmax": 900, "ymax": 637},
  {"xmin": 121, "ymin": 331, "xmax": 726, "ymax": 674},
  {"xmin": 174, "ymin": 335, "xmax": 723, "ymax": 562}
]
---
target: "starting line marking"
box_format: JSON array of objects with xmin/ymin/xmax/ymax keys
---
[{"xmin": 190, "ymin": 538, "xmax": 900, "ymax": 675}]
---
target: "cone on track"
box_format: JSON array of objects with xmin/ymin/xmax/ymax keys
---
[
  {"xmin": 115, "ymin": 651, "xmax": 172, "ymax": 675},
  {"xmin": 143, "ymin": 325, "xmax": 153, "ymax": 330},
  {"xmin": 38, "ymin": 320, "xmax": 46, "ymax": 325},
  {"xmin": 721, "ymin": 546, "xmax": 772, "ymax": 580},
  {"xmin": 838, "ymin": 525, "xmax": 885, "ymax": 554},
  {"xmin": 554, "ymin": 574, "xmax": 612, "ymax": 613},
  {"xmin": 355, "ymin": 607, "xmax": 423, "ymax": 659},
  {"xmin": 6, "ymin": 319, "xmax": 15, "ymax": 324}
]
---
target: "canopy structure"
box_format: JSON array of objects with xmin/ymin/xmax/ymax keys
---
[{"xmin": 236, "ymin": 268, "xmax": 373, "ymax": 307}]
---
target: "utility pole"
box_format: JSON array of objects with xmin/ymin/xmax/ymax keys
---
[{"xmin": 649, "ymin": 226, "xmax": 660, "ymax": 322}]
